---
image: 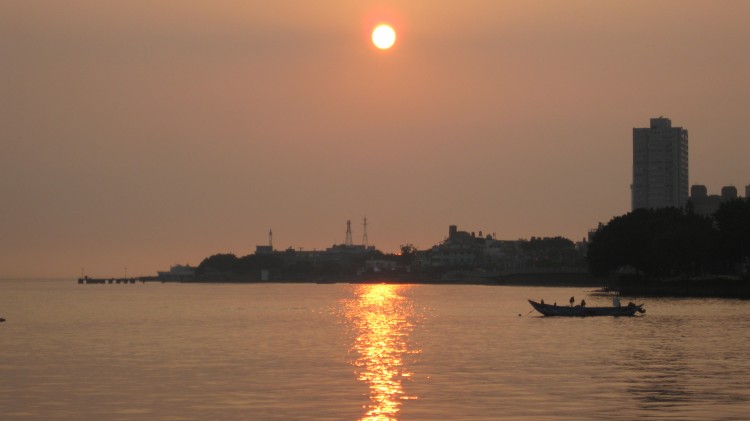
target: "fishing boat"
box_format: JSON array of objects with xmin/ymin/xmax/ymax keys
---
[{"xmin": 528, "ymin": 300, "xmax": 645, "ymax": 317}]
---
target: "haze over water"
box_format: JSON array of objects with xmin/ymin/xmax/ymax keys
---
[
  {"xmin": 2, "ymin": 280, "xmax": 749, "ymax": 420},
  {"xmin": 2, "ymin": 1, "xmax": 749, "ymax": 278},
  {"xmin": 4, "ymin": 2, "xmax": 748, "ymax": 419}
]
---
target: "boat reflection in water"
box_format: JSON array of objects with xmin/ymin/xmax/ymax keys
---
[{"xmin": 344, "ymin": 284, "xmax": 420, "ymax": 421}]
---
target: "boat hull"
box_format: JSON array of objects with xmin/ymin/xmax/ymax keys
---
[{"xmin": 528, "ymin": 300, "xmax": 644, "ymax": 317}]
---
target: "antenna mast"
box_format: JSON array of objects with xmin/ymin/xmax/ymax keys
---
[
  {"xmin": 362, "ymin": 217, "xmax": 369, "ymax": 248},
  {"xmin": 345, "ymin": 220, "xmax": 353, "ymax": 247},
  {"xmin": 269, "ymin": 229, "xmax": 273, "ymax": 249}
]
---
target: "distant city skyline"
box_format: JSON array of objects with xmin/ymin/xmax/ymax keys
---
[
  {"xmin": 2, "ymin": 1, "xmax": 748, "ymax": 278},
  {"xmin": 689, "ymin": 184, "xmax": 740, "ymax": 216}
]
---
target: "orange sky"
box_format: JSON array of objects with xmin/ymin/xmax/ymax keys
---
[{"xmin": 2, "ymin": 1, "xmax": 749, "ymax": 278}]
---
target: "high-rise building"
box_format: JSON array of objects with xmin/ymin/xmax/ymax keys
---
[{"xmin": 631, "ymin": 117, "xmax": 689, "ymax": 210}]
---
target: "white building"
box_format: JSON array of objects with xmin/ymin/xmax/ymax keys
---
[{"xmin": 632, "ymin": 117, "xmax": 689, "ymax": 210}]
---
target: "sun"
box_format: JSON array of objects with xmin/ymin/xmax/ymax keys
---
[{"xmin": 372, "ymin": 24, "xmax": 396, "ymax": 50}]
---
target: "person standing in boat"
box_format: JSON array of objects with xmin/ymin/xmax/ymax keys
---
[
  {"xmin": 581, "ymin": 299, "xmax": 586, "ymax": 307},
  {"xmin": 569, "ymin": 296, "xmax": 575, "ymax": 307}
]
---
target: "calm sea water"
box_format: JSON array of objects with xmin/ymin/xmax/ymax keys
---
[{"xmin": 1, "ymin": 280, "xmax": 749, "ymax": 420}]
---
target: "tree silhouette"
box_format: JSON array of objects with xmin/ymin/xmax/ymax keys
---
[
  {"xmin": 714, "ymin": 199, "xmax": 750, "ymax": 274},
  {"xmin": 588, "ymin": 208, "xmax": 715, "ymax": 279},
  {"xmin": 196, "ymin": 253, "xmax": 239, "ymax": 274}
]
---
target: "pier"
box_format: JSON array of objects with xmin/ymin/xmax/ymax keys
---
[{"xmin": 78, "ymin": 276, "xmax": 160, "ymax": 284}]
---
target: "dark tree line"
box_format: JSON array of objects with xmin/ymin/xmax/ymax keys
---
[
  {"xmin": 194, "ymin": 248, "xmax": 398, "ymax": 279},
  {"xmin": 587, "ymin": 200, "xmax": 750, "ymax": 280},
  {"xmin": 715, "ymin": 199, "xmax": 750, "ymax": 266},
  {"xmin": 519, "ymin": 236, "xmax": 584, "ymax": 268},
  {"xmin": 195, "ymin": 253, "xmax": 284, "ymax": 276}
]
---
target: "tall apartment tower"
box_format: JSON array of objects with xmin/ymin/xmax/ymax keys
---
[{"xmin": 631, "ymin": 117, "xmax": 689, "ymax": 210}]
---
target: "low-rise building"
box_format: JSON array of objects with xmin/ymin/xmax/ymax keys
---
[
  {"xmin": 157, "ymin": 264, "xmax": 196, "ymax": 281},
  {"xmin": 416, "ymin": 225, "xmax": 583, "ymax": 272}
]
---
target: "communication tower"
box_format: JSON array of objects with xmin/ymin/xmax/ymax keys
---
[
  {"xmin": 345, "ymin": 220, "xmax": 353, "ymax": 247},
  {"xmin": 269, "ymin": 229, "xmax": 273, "ymax": 249}
]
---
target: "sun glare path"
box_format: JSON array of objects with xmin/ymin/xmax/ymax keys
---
[
  {"xmin": 344, "ymin": 284, "xmax": 420, "ymax": 420},
  {"xmin": 372, "ymin": 24, "xmax": 396, "ymax": 50}
]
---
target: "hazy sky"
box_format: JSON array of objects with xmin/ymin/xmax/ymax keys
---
[{"xmin": 2, "ymin": 1, "xmax": 748, "ymax": 278}]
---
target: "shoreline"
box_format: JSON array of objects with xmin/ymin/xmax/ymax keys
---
[
  {"xmin": 79, "ymin": 271, "xmax": 605, "ymax": 288},
  {"xmin": 76, "ymin": 272, "xmax": 750, "ymax": 299},
  {"xmin": 613, "ymin": 277, "xmax": 750, "ymax": 299}
]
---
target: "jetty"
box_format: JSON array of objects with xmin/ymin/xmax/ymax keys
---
[{"xmin": 78, "ymin": 276, "xmax": 160, "ymax": 284}]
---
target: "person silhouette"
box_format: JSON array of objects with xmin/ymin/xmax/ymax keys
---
[{"xmin": 569, "ymin": 296, "xmax": 575, "ymax": 307}]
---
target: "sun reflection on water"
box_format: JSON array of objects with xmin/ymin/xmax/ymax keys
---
[{"xmin": 344, "ymin": 284, "xmax": 420, "ymax": 421}]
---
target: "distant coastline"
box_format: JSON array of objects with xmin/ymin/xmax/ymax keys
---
[
  {"xmin": 77, "ymin": 270, "xmax": 606, "ymax": 289},
  {"xmin": 77, "ymin": 272, "xmax": 750, "ymax": 299},
  {"xmin": 78, "ymin": 270, "xmax": 599, "ymax": 287},
  {"xmin": 190, "ymin": 270, "xmax": 602, "ymax": 287}
]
